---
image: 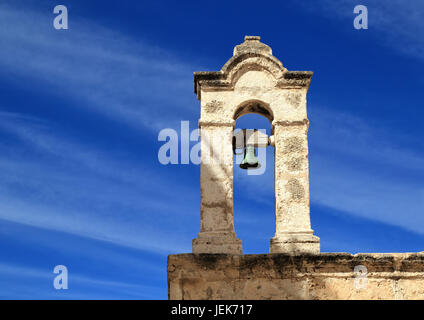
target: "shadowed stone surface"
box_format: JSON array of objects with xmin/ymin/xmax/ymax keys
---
[{"xmin": 168, "ymin": 253, "xmax": 424, "ymax": 300}]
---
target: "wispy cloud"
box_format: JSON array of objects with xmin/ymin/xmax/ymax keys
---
[
  {"xmin": 297, "ymin": 0, "xmax": 424, "ymax": 60},
  {"xmin": 0, "ymin": 262, "xmax": 161, "ymax": 299},
  {"xmin": 309, "ymin": 106, "xmax": 424, "ymax": 174},
  {"xmin": 308, "ymin": 105, "xmax": 424, "ymax": 233},
  {"xmin": 0, "ymin": 3, "xmax": 198, "ymax": 132},
  {"xmin": 0, "ymin": 112, "xmax": 194, "ymax": 254}
]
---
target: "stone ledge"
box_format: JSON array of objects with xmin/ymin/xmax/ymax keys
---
[{"xmin": 168, "ymin": 253, "xmax": 424, "ymax": 300}]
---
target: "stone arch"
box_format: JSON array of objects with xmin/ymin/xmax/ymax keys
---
[
  {"xmin": 224, "ymin": 55, "xmax": 286, "ymax": 87},
  {"xmin": 233, "ymin": 99, "xmax": 274, "ymax": 123}
]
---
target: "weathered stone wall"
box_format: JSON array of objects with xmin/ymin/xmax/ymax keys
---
[{"xmin": 168, "ymin": 253, "xmax": 424, "ymax": 300}]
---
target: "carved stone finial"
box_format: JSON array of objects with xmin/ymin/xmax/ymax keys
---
[
  {"xmin": 244, "ymin": 35, "xmax": 260, "ymax": 41},
  {"xmin": 233, "ymin": 35, "xmax": 272, "ymax": 56}
]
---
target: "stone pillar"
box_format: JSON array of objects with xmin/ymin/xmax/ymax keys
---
[
  {"xmin": 192, "ymin": 120, "xmax": 243, "ymax": 254},
  {"xmin": 270, "ymin": 119, "xmax": 320, "ymax": 254}
]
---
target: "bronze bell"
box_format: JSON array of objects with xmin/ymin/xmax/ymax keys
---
[{"xmin": 239, "ymin": 145, "xmax": 260, "ymax": 169}]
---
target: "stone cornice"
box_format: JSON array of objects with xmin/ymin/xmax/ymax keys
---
[
  {"xmin": 193, "ymin": 37, "xmax": 313, "ymax": 99},
  {"xmin": 198, "ymin": 119, "xmax": 235, "ymax": 128},
  {"xmin": 194, "ymin": 70, "xmax": 313, "ymax": 99},
  {"xmin": 272, "ymin": 119, "xmax": 309, "ymax": 127}
]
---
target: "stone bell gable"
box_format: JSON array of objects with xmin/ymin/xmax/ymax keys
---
[{"xmin": 192, "ymin": 36, "xmax": 319, "ymax": 255}]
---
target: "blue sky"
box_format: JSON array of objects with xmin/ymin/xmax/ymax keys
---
[{"xmin": 0, "ymin": 0, "xmax": 423, "ymax": 299}]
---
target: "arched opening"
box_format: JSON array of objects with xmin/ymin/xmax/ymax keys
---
[
  {"xmin": 233, "ymin": 99, "xmax": 274, "ymax": 124},
  {"xmin": 233, "ymin": 101, "xmax": 275, "ymax": 254}
]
